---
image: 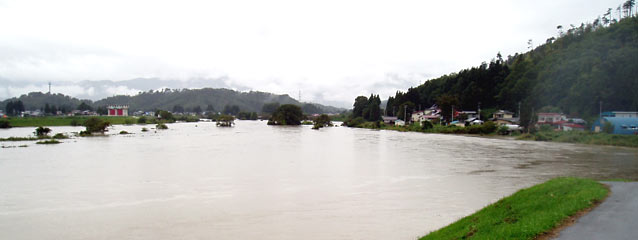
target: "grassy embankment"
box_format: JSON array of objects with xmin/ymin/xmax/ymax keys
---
[
  {"xmin": 0, "ymin": 133, "xmax": 69, "ymax": 142},
  {"xmin": 420, "ymin": 177, "xmax": 608, "ymax": 240},
  {"xmin": 5, "ymin": 116, "xmax": 139, "ymax": 127},
  {"xmin": 350, "ymin": 120, "xmax": 500, "ymax": 135},
  {"xmin": 518, "ymin": 131, "xmax": 638, "ymax": 148},
  {"xmin": 350, "ymin": 120, "xmax": 638, "ymax": 148}
]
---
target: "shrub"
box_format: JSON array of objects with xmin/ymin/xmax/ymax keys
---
[
  {"xmin": 421, "ymin": 121, "xmax": 434, "ymax": 130},
  {"xmin": 137, "ymin": 116, "xmax": 147, "ymax": 124},
  {"xmin": 70, "ymin": 118, "xmax": 82, "ymax": 126},
  {"xmin": 343, "ymin": 117, "xmax": 366, "ymax": 127},
  {"xmin": 119, "ymin": 130, "xmax": 130, "ymax": 134},
  {"xmin": 84, "ymin": 117, "xmax": 111, "ymax": 134},
  {"xmin": 216, "ymin": 114, "xmax": 235, "ymax": 127},
  {"xmin": 52, "ymin": 133, "xmax": 68, "ymax": 139},
  {"xmin": 36, "ymin": 139, "xmax": 61, "ymax": 144},
  {"xmin": 0, "ymin": 119, "xmax": 11, "ymax": 128},
  {"xmin": 539, "ymin": 124, "xmax": 554, "ymax": 132},
  {"xmin": 141, "ymin": 127, "xmax": 149, "ymax": 132},
  {"xmin": 497, "ymin": 125, "xmax": 510, "ymax": 135},
  {"xmin": 156, "ymin": 123, "xmax": 168, "ymax": 129},
  {"xmin": 603, "ymin": 121, "xmax": 614, "ymax": 134},
  {"xmin": 124, "ymin": 118, "xmax": 135, "ymax": 125},
  {"xmin": 480, "ymin": 121, "xmax": 498, "ymax": 134},
  {"xmin": 34, "ymin": 126, "xmax": 52, "ymax": 136}
]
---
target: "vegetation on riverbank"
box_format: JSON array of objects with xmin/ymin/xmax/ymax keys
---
[
  {"xmin": 346, "ymin": 119, "xmax": 500, "ymax": 135},
  {"xmin": 518, "ymin": 130, "xmax": 638, "ymax": 148},
  {"xmin": 420, "ymin": 177, "xmax": 608, "ymax": 240},
  {"xmin": 4, "ymin": 116, "xmax": 139, "ymax": 127}
]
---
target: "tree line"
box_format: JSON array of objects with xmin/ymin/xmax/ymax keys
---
[{"xmin": 381, "ymin": 5, "xmax": 638, "ymax": 127}]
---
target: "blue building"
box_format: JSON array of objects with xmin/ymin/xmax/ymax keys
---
[{"xmin": 592, "ymin": 117, "xmax": 638, "ymax": 135}]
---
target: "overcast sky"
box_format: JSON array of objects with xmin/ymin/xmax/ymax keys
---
[{"xmin": 0, "ymin": 0, "xmax": 624, "ymax": 107}]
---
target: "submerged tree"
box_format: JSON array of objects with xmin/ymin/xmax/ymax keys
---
[
  {"xmin": 216, "ymin": 114, "xmax": 235, "ymax": 127},
  {"xmin": 268, "ymin": 104, "xmax": 303, "ymax": 125}
]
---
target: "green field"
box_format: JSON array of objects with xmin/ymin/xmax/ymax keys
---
[
  {"xmin": 518, "ymin": 131, "xmax": 638, "ymax": 148},
  {"xmin": 4, "ymin": 116, "xmax": 141, "ymax": 127},
  {"xmin": 420, "ymin": 177, "xmax": 608, "ymax": 240}
]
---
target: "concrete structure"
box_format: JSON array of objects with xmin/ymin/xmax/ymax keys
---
[
  {"xmin": 555, "ymin": 182, "xmax": 638, "ymax": 240},
  {"xmin": 562, "ymin": 123, "xmax": 586, "ymax": 131},
  {"xmin": 460, "ymin": 111, "xmax": 478, "ymax": 119},
  {"xmin": 382, "ymin": 116, "xmax": 398, "ymax": 124},
  {"xmin": 395, "ymin": 120, "xmax": 405, "ymax": 126},
  {"xmin": 537, "ymin": 112, "xmax": 567, "ymax": 124},
  {"xmin": 107, "ymin": 105, "xmax": 129, "ymax": 116},
  {"xmin": 493, "ymin": 110, "xmax": 514, "ymax": 119},
  {"xmin": 602, "ymin": 111, "xmax": 638, "ymax": 118},
  {"xmin": 592, "ymin": 117, "xmax": 638, "ymax": 135}
]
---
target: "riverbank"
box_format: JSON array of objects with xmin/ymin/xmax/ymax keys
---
[
  {"xmin": 518, "ymin": 131, "xmax": 638, "ymax": 148},
  {"xmin": 3, "ymin": 116, "xmax": 140, "ymax": 127},
  {"xmin": 349, "ymin": 121, "xmax": 638, "ymax": 148},
  {"xmin": 420, "ymin": 177, "xmax": 609, "ymax": 239}
]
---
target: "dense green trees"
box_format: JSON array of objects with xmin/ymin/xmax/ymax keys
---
[
  {"xmin": 237, "ymin": 112, "xmax": 258, "ymax": 120},
  {"xmin": 351, "ymin": 95, "xmax": 382, "ymax": 121},
  {"xmin": 77, "ymin": 102, "xmax": 93, "ymax": 111},
  {"xmin": 268, "ymin": 104, "xmax": 303, "ymax": 125},
  {"xmin": 223, "ymin": 105, "xmax": 240, "ymax": 115},
  {"xmin": 384, "ymin": 14, "xmax": 638, "ymax": 125},
  {"xmin": 261, "ymin": 102, "xmax": 280, "ymax": 114},
  {"xmin": 5, "ymin": 100, "xmax": 25, "ymax": 115},
  {"xmin": 2, "ymin": 88, "xmax": 343, "ymax": 115}
]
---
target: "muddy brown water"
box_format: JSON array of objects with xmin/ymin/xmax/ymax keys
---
[{"xmin": 1, "ymin": 121, "xmax": 637, "ymax": 240}]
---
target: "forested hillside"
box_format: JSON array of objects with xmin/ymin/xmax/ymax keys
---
[
  {"xmin": 386, "ymin": 13, "xmax": 638, "ymax": 126},
  {"xmin": 1, "ymin": 88, "xmax": 344, "ymax": 114}
]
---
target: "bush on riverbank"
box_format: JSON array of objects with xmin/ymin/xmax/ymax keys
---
[
  {"xmin": 518, "ymin": 131, "xmax": 638, "ymax": 148},
  {"xmin": 420, "ymin": 177, "xmax": 608, "ymax": 240},
  {"xmin": 347, "ymin": 120, "xmax": 499, "ymax": 135},
  {"xmin": 5, "ymin": 116, "xmax": 138, "ymax": 127},
  {"xmin": 0, "ymin": 119, "xmax": 11, "ymax": 128}
]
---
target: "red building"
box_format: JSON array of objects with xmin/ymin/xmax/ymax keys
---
[{"xmin": 107, "ymin": 105, "xmax": 129, "ymax": 116}]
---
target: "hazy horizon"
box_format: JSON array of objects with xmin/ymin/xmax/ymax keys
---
[{"xmin": 0, "ymin": 0, "xmax": 623, "ymax": 108}]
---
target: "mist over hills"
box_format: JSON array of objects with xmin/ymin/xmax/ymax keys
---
[{"xmin": 0, "ymin": 88, "xmax": 345, "ymax": 114}]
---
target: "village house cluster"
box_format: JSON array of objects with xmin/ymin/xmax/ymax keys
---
[{"xmin": 381, "ymin": 105, "xmax": 638, "ymax": 135}]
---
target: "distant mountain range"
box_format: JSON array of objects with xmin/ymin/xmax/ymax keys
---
[{"xmin": 0, "ymin": 88, "xmax": 346, "ymax": 114}]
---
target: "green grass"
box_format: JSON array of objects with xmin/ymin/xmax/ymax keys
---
[
  {"xmin": 420, "ymin": 177, "xmax": 608, "ymax": 240},
  {"xmin": 6, "ymin": 116, "xmax": 142, "ymax": 127},
  {"xmin": 352, "ymin": 121, "xmax": 499, "ymax": 135},
  {"xmin": 518, "ymin": 131, "xmax": 638, "ymax": 148},
  {"xmin": 0, "ymin": 136, "xmax": 43, "ymax": 142},
  {"xmin": 36, "ymin": 139, "xmax": 61, "ymax": 144}
]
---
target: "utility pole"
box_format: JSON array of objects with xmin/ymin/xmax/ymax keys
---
[
  {"xmin": 451, "ymin": 105, "xmax": 454, "ymax": 123},
  {"xmin": 599, "ymin": 101, "xmax": 603, "ymax": 119},
  {"xmin": 298, "ymin": 90, "xmax": 301, "ymax": 103},
  {"xmin": 478, "ymin": 102, "xmax": 481, "ymax": 120},
  {"xmin": 404, "ymin": 105, "xmax": 407, "ymax": 123},
  {"xmin": 48, "ymin": 82, "xmax": 51, "ymax": 94},
  {"xmin": 518, "ymin": 101, "xmax": 521, "ymax": 118}
]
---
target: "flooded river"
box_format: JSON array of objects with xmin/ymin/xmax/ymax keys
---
[{"xmin": 1, "ymin": 121, "xmax": 637, "ymax": 240}]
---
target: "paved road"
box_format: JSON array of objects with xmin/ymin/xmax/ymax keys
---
[{"xmin": 555, "ymin": 181, "xmax": 638, "ymax": 240}]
